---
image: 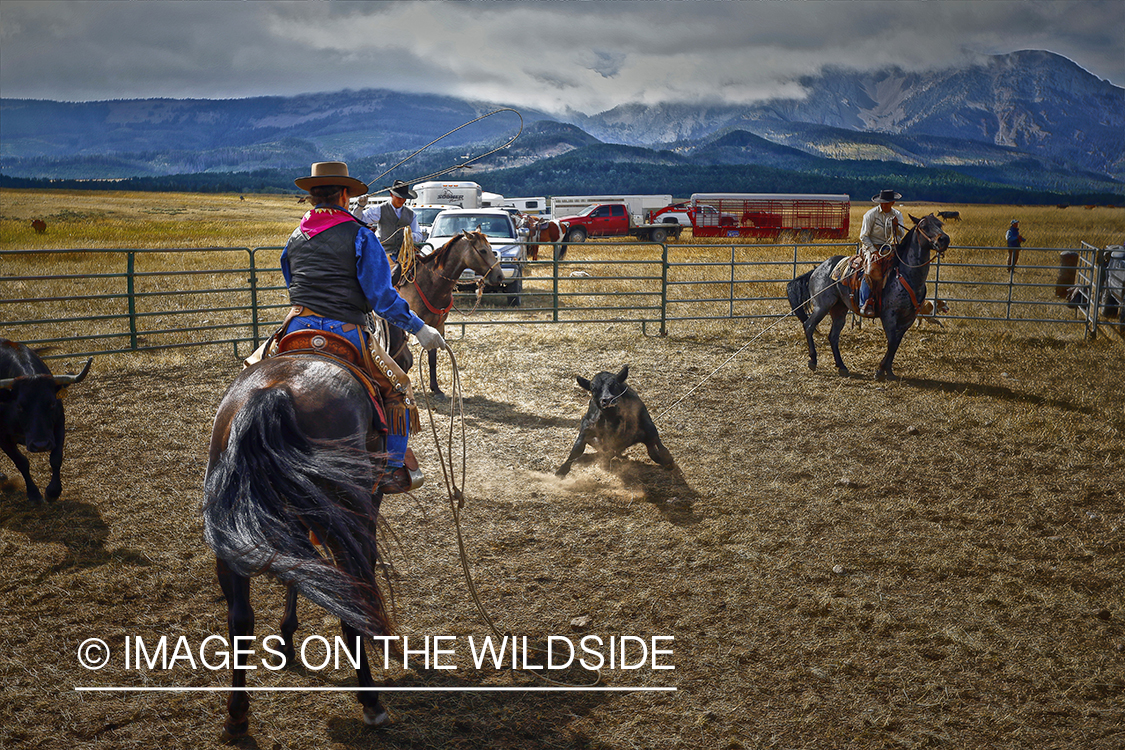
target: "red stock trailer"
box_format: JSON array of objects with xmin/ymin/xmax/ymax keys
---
[{"xmin": 686, "ymin": 193, "xmax": 851, "ymax": 240}]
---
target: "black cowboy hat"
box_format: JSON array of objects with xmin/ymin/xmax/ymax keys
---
[
  {"xmin": 389, "ymin": 180, "xmax": 417, "ymax": 200},
  {"xmin": 294, "ymin": 161, "xmax": 368, "ymax": 194},
  {"xmin": 872, "ymin": 189, "xmax": 902, "ymax": 203}
]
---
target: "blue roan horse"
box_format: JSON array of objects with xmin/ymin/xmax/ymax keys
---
[{"xmin": 787, "ymin": 213, "xmax": 949, "ymax": 380}]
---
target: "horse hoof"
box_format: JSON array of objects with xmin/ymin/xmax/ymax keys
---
[
  {"xmin": 875, "ymin": 371, "xmax": 886, "ymax": 382},
  {"xmin": 808, "ymin": 361, "xmax": 817, "ymax": 372},
  {"xmin": 837, "ymin": 368, "xmax": 849, "ymax": 377},
  {"xmin": 220, "ymin": 719, "xmax": 249, "ymax": 743},
  {"xmin": 363, "ymin": 705, "xmax": 392, "ymax": 727}
]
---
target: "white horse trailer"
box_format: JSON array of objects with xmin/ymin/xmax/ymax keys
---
[{"xmin": 414, "ymin": 181, "xmax": 482, "ymax": 209}]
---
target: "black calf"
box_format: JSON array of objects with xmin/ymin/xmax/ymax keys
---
[{"xmin": 556, "ymin": 365, "xmax": 679, "ymax": 477}]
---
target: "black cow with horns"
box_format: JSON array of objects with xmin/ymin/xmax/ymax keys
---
[{"xmin": 0, "ymin": 339, "xmax": 92, "ymax": 502}]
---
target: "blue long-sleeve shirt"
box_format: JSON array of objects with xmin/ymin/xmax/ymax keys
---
[{"xmin": 280, "ymin": 204, "xmax": 424, "ymax": 334}]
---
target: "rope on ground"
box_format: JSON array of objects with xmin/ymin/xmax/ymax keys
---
[{"xmin": 414, "ymin": 343, "xmax": 600, "ymax": 688}]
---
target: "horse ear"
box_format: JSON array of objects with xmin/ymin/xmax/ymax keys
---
[
  {"xmin": 616, "ymin": 364, "xmax": 629, "ymax": 383},
  {"xmin": 909, "ymin": 214, "xmax": 922, "ymax": 224},
  {"xmin": 576, "ymin": 375, "xmax": 592, "ymax": 392}
]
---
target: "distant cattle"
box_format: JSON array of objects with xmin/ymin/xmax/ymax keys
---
[
  {"xmin": 31, "ymin": 219, "xmax": 47, "ymax": 234},
  {"xmin": 1056, "ymin": 204, "xmax": 1070, "ymax": 210},
  {"xmin": 0, "ymin": 340, "xmax": 93, "ymax": 502},
  {"xmin": 556, "ymin": 365, "xmax": 679, "ymax": 477},
  {"xmin": 936, "ymin": 211, "xmax": 960, "ymax": 221}
]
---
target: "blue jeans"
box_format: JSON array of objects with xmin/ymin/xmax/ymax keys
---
[
  {"xmin": 287, "ymin": 315, "xmax": 407, "ymax": 468},
  {"xmin": 288, "ymin": 315, "xmax": 364, "ymax": 352}
]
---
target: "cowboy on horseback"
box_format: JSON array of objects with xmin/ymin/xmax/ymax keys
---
[
  {"xmin": 283, "ymin": 161, "xmax": 446, "ymax": 493},
  {"xmin": 857, "ymin": 188, "xmax": 907, "ymax": 317},
  {"xmin": 352, "ymin": 179, "xmax": 422, "ymax": 263}
]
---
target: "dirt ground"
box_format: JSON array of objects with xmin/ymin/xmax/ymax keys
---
[{"xmin": 1, "ymin": 319, "xmax": 1123, "ymax": 749}]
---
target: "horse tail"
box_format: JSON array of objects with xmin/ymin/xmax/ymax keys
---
[
  {"xmin": 787, "ymin": 269, "xmax": 815, "ymax": 324},
  {"xmin": 202, "ymin": 387, "xmax": 390, "ymax": 637}
]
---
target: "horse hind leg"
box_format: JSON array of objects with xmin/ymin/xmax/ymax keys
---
[
  {"xmin": 278, "ymin": 583, "xmax": 299, "ymax": 667},
  {"xmin": 427, "ymin": 348, "xmax": 444, "ymax": 398},
  {"xmin": 826, "ymin": 303, "xmax": 850, "ymax": 377},
  {"xmin": 215, "ymin": 558, "xmax": 254, "ymax": 740},
  {"xmin": 802, "ymin": 301, "xmax": 835, "ymax": 372},
  {"xmin": 340, "ymin": 621, "xmax": 391, "ymax": 727}
]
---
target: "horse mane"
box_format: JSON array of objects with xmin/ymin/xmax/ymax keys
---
[
  {"xmin": 419, "ymin": 230, "xmax": 484, "ymax": 270},
  {"xmin": 893, "ymin": 213, "xmax": 940, "ymax": 272}
]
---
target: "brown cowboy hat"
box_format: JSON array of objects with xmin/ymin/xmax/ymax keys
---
[
  {"xmin": 388, "ymin": 180, "xmax": 417, "ymax": 200},
  {"xmin": 872, "ymin": 189, "xmax": 902, "ymax": 203},
  {"xmin": 294, "ymin": 161, "xmax": 368, "ymax": 194}
]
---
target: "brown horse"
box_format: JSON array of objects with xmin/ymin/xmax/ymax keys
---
[
  {"xmin": 523, "ymin": 215, "xmax": 565, "ymax": 261},
  {"xmin": 202, "ymin": 354, "xmax": 393, "ymax": 738},
  {"xmin": 395, "ymin": 229, "xmax": 503, "ymax": 396}
]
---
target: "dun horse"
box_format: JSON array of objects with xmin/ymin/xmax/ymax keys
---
[
  {"xmin": 395, "ymin": 229, "xmax": 502, "ymax": 396},
  {"xmin": 202, "ymin": 354, "xmax": 395, "ymax": 738},
  {"xmin": 787, "ymin": 213, "xmax": 949, "ymax": 380}
]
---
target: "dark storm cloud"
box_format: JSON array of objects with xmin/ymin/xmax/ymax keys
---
[{"xmin": 1, "ymin": 1, "xmax": 1120, "ymax": 112}]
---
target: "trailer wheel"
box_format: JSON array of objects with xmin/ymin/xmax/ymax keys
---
[{"xmin": 650, "ymin": 227, "xmax": 668, "ymax": 243}]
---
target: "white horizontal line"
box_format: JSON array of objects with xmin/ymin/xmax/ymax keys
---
[{"xmin": 75, "ymin": 686, "xmax": 676, "ymax": 693}]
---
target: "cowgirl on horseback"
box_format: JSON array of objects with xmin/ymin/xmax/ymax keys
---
[{"xmin": 282, "ymin": 161, "xmax": 447, "ymax": 493}]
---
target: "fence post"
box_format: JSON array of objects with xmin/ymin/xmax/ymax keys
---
[
  {"xmin": 1090, "ymin": 248, "xmax": 1108, "ymax": 340},
  {"xmin": 1005, "ymin": 267, "xmax": 1015, "ymax": 320},
  {"xmin": 729, "ymin": 244, "xmax": 736, "ymax": 317},
  {"xmin": 660, "ymin": 243, "xmax": 669, "ymax": 336},
  {"xmin": 552, "ymin": 248, "xmax": 560, "ymax": 323},
  {"xmin": 248, "ymin": 248, "xmax": 261, "ymax": 348},
  {"xmin": 126, "ymin": 251, "xmax": 138, "ymax": 350}
]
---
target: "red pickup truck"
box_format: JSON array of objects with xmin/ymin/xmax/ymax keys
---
[{"xmin": 558, "ymin": 203, "xmax": 684, "ymax": 243}]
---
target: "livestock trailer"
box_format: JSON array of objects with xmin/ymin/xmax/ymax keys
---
[{"xmin": 689, "ymin": 193, "xmax": 851, "ymax": 240}]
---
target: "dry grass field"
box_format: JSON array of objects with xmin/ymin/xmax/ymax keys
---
[{"xmin": 1, "ymin": 190, "xmax": 1124, "ymax": 749}]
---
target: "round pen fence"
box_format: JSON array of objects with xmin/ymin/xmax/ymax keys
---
[{"xmin": 2, "ymin": 240, "xmax": 1121, "ymax": 361}]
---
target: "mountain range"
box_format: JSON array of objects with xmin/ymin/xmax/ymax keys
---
[{"xmin": 2, "ymin": 50, "xmax": 1122, "ymax": 202}]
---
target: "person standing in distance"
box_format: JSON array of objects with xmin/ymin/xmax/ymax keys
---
[{"xmin": 1006, "ymin": 219, "xmax": 1026, "ymax": 273}]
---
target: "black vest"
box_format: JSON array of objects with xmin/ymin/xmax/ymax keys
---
[
  {"xmin": 377, "ymin": 205, "xmax": 414, "ymax": 257},
  {"xmin": 285, "ymin": 220, "xmax": 369, "ymax": 324}
]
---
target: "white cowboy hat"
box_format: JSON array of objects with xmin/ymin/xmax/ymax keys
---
[{"xmin": 294, "ymin": 161, "xmax": 368, "ymax": 194}]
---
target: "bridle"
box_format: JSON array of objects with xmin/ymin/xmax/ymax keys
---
[
  {"xmin": 403, "ymin": 233, "xmax": 503, "ymax": 317},
  {"xmin": 895, "ymin": 216, "xmax": 948, "ymax": 269}
]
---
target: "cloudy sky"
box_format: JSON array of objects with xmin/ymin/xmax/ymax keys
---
[{"xmin": 1, "ymin": 0, "xmax": 1121, "ymax": 114}]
